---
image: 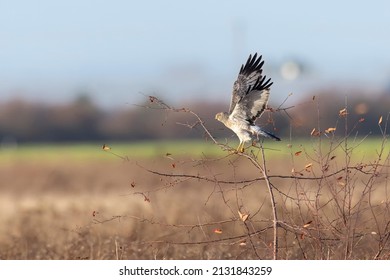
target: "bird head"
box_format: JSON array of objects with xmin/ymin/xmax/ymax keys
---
[{"xmin": 215, "ymin": 112, "xmax": 228, "ymax": 124}]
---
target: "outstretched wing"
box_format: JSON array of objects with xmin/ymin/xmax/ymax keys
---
[{"xmin": 229, "ymin": 53, "xmax": 273, "ymax": 123}]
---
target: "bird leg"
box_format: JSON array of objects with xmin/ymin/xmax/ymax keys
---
[{"xmin": 236, "ymin": 142, "xmax": 245, "ymax": 153}]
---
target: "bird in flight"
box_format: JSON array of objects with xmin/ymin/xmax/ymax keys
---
[{"xmin": 215, "ymin": 53, "xmax": 281, "ymax": 153}]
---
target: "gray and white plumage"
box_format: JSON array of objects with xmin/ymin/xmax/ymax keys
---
[{"xmin": 215, "ymin": 53, "xmax": 281, "ymax": 152}]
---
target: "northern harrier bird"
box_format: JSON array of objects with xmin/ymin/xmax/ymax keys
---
[{"xmin": 215, "ymin": 53, "xmax": 281, "ymax": 152}]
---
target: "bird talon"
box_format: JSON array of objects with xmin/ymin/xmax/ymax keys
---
[
  {"xmin": 236, "ymin": 146, "xmax": 245, "ymax": 153},
  {"xmin": 235, "ymin": 143, "xmax": 245, "ymax": 153}
]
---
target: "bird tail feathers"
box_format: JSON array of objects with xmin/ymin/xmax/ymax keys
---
[{"xmin": 251, "ymin": 126, "xmax": 281, "ymax": 141}]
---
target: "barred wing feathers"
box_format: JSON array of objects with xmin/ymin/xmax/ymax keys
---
[{"xmin": 229, "ymin": 53, "xmax": 273, "ymax": 124}]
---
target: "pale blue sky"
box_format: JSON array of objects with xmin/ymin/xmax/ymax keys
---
[{"xmin": 0, "ymin": 0, "xmax": 389, "ymax": 107}]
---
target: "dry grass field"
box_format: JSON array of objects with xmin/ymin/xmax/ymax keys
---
[{"xmin": 1, "ymin": 136, "xmax": 389, "ymax": 260}]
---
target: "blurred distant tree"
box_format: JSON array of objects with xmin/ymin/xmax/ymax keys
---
[
  {"xmin": 0, "ymin": 89, "xmax": 388, "ymax": 143},
  {"xmin": 45, "ymin": 94, "xmax": 104, "ymax": 141}
]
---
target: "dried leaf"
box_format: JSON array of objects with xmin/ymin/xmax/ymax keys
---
[
  {"xmin": 310, "ymin": 128, "xmax": 321, "ymax": 136},
  {"xmin": 295, "ymin": 151, "xmax": 302, "ymax": 156},
  {"xmin": 312, "ymin": 95, "xmax": 316, "ymax": 100},
  {"xmin": 303, "ymin": 221, "xmax": 313, "ymax": 228},
  {"xmin": 165, "ymin": 153, "xmax": 174, "ymax": 160},
  {"xmin": 330, "ymin": 155, "xmax": 336, "ymax": 160},
  {"xmin": 305, "ymin": 163, "xmax": 313, "ymax": 169},
  {"xmin": 292, "ymin": 168, "xmax": 304, "ymax": 176},
  {"xmin": 338, "ymin": 181, "xmax": 346, "ymax": 187},
  {"xmin": 239, "ymin": 241, "xmax": 247, "ymax": 246},
  {"xmin": 300, "ymin": 233, "xmax": 305, "ymax": 240},
  {"xmin": 379, "ymin": 116, "xmax": 383, "ymax": 125},
  {"xmin": 337, "ymin": 176, "xmax": 343, "ymax": 181},
  {"xmin": 339, "ymin": 108, "xmax": 348, "ymax": 117},
  {"xmin": 131, "ymin": 181, "xmax": 136, "ymax": 188},
  {"xmin": 304, "ymin": 163, "xmax": 313, "ymax": 173},
  {"xmin": 92, "ymin": 210, "xmax": 99, "ymax": 217},
  {"xmin": 214, "ymin": 229, "xmax": 223, "ymax": 234},
  {"xmin": 102, "ymin": 144, "xmax": 111, "ymax": 151},
  {"xmin": 325, "ymin": 127, "xmax": 336, "ymax": 133},
  {"xmin": 238, "ymin": 210, "xmax": 249, "ymax": 222},
  {"xmin": 171, "ymin": 163, "xmax": 176, "ymax": 168},
  {"xmin": 323, "ymin": 164, "xmax": 329, "ymax": 172}
]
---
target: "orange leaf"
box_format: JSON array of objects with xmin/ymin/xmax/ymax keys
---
[
  {"xmin": 214, "ymin": 229, "xmax": 223, "ymax": 234},
  {"xmin": 295, "ymin": 151, "xmax": 302, "ymax": 156},
  {"xmin": 303, "ymin": 221, "xmax": 312, "ymax": 228},
  {"xmin": 325, "ymin": 127, "xmax": 336, "ymax": 133}
]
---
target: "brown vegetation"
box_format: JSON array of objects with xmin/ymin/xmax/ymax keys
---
[{"xmin": 1, "ymin": 95, "xmax": 389, "ymax": 260}]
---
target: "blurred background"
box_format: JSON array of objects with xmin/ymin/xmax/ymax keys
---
[
  {"xmin": 1, "ymin": 1, "xmax": 390, "ymax": 260},
  {"xmin": 1, "ymin": 0, "xmax": 390, "ymax": 144}
]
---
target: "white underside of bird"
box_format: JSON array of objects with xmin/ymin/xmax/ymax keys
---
[{"xmin": 229, "ymin": 116, "xmax": 280, "ymax": 152}]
